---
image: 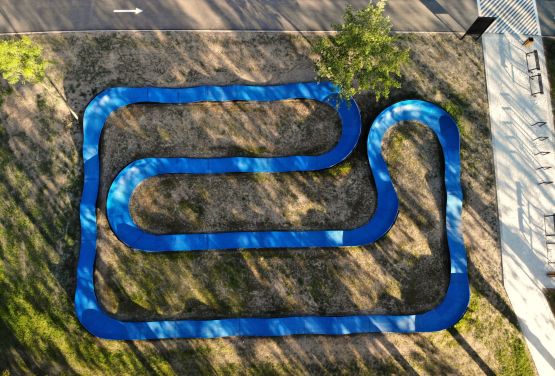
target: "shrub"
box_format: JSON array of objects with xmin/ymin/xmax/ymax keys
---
[
  {"xmin": 313, "ymin": 0, "xmax": 409, "ymax": 101},
  {"xmin": 0, "ymin": 36, "xmax": 47, "ymax": 85}
]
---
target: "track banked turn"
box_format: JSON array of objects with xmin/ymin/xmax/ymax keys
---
[{"xmin": 76, "ymin": 82, "xmax": 470, "ymax": 340}]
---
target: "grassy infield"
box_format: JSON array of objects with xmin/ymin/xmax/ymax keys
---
[{"xmin": 0, "ymin": 32, "xmax": 536, "ymax": 374}]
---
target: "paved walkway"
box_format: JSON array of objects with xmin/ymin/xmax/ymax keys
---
[
  {"xmin": 481, "ymin": 7, "xmax": 555, "ymax": 373},
  {"xmin": 0, "ymin": 0, "xmax": 477, "ymax": 34}
]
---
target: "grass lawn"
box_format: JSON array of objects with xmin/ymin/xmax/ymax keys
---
[{"xmin": 0, "ymin": 32, "xmax": 535, "ymax": 375}]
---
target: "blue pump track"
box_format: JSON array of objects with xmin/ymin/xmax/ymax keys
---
[{"xmin": 76, "ymin": 82, "xmax": 470, "ymax": 340}]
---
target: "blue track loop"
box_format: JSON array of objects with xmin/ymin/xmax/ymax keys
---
[
  {"xmin": 105, "ymin": 83, "xmax": 362, "ymax": 251},
  {"xmin": 75, "ymin": 82, "xmax": 469, "ymax": 340}
]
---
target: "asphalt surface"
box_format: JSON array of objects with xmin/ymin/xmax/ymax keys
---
[{"xmin": 0, "ymin": 0, "xmax": 477, "ymax": 34}]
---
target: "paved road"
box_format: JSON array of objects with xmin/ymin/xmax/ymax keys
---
[{"xmin": 0, "ymin": 0, "xmax": 477, "ymax": 34}]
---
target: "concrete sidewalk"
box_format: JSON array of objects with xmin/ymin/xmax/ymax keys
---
[{"xmin": 482, "ymin": 32, "xmax": 555, "ymax": 375}]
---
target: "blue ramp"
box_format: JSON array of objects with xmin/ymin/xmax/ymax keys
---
[{"xmin": 75, "ymin": 82, "xmax": 469, "ymax": 340}]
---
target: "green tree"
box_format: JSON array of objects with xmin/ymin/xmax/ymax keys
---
[
  {"xmin": 313, "ymin": 0, "xmax": 409, "ymax": 100},
  {"xmin": 0, "ymin": 36, "xmax": 47, "ymax": 85}
]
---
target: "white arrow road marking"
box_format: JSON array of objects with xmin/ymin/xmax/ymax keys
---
[{"xmin": 113, "ymin": 8, "xmax": 143, "ymax": 14}]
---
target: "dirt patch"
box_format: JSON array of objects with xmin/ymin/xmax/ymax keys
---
[{"xmin": 101, "ymin": 99, "xmax": 341, "ymax": 192}]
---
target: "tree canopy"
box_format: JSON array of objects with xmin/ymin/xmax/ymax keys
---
[
  {"xmin": 313, "ymin": 0, "xmax": 409, "ymax": 100},
  {"xmin": 0, "ymin": 36, "xmax": 47, "ymax": 85}
]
